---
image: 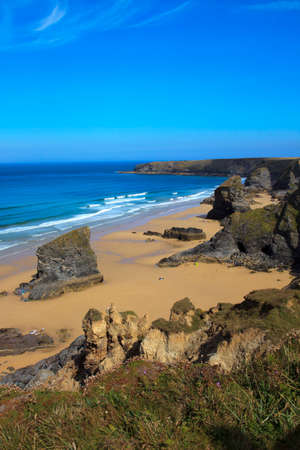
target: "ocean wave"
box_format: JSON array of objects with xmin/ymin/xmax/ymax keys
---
[
  {"xmin": 0, "ymin": 205, "xmax": 124, "ymax": 235},
  {"xmin": 127, "ymin": 192, "xmax": 147, "ymax": 197},
  {"xmin": 0, "ymin": 242, "xmax": 19, "ymax": 250},
  {"xmin": 105, "ymin": 197, "xmax": 146, "ymax": 205}
]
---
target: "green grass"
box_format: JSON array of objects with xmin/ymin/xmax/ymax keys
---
[{"xmin": 0, "ymin": 339, "xmax": 299, "ymax": 449}]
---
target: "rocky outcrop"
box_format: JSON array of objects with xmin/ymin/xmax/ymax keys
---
[
  {"xmin": 144, "ymin": 228, "xmax": 206, "ymax": 241},
  {"xmin": 82, "ymin": 306, "xmax": 150, "ymax": 376},
  {"xmin": 0, "ymin": 336, "xmax": 85, "ymax": 389},
  {"xmin": 5, "ymin": 286, "xmax": 300, "ymax": 389},
  {"xmin": 143, "ymin": 231, "xmax": 162, "ymax": 237},
  {"xmin": 206, "ymin": 176, "xmax": 250, "ymax": 220},
  {"xmin": 15, "ymin": 227, "xmax": 103, "ymax": 300},
  {"xmin": 2, "ymin": 285, "xmax": 300, "ymax": 388},
  {"xmin": 162, "ymin": 227, "xmax": 206, "ymax": 241},
  {"xmin": 245, "ymin": 167, "xmax": 272, "ymax": 192},
  {"xmin": 159, "ymin": 185, "xmax": 300, "ymax": 271},
  {"xmin": 0, "ymin": 329, "xmax": 54, "ymax": 357}
]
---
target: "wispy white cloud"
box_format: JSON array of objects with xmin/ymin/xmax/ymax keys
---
[
  {"xmin": 247, "ymin": 1, "xmax": 300, "ymax": 11},
  {"xmin": 35, "ymin": 3, "xmax": 67, "ymax": 32},
  {"xmin": 0, "ymin": 0, "xmax": 194, "ymax": 50},
  {"xmin": 132, "ymin": 1, "xmax": 191, "ymax": 28}
]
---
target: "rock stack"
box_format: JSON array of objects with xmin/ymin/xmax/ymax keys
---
[
  {"xmin": 207, "ymin": 176, "xmax": 250, "ymax": 220},
  {"xmin": 15, "ymin": 227, "xmax": 103, "ymax": 300}
]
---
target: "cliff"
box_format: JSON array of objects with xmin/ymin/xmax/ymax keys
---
[{"xmin": 132, "ymin": 158, "xmax": 299, "ymax": 183}]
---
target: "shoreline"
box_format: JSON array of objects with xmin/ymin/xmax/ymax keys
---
[
  {"xmin": 0, "ymin": 194, "xmax": 216, "ymax": 265},
  {"xmin": 0, "ymin": 192, "xmax": 293, "ymax": 375}
]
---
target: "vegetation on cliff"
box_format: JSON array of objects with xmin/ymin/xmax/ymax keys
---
[{"xmin": 0, "ymin": 338, "xmax": 299, "ymax": 449}]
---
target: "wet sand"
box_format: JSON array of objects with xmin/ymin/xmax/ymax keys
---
[{"xmin": 0, "ymin": 193, "xmax": 292, "ymax": 374}]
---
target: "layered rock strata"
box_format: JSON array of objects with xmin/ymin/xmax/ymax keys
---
[{"xmin": 15, "ymin": 227, "xmax": 103, "ymax": 300}]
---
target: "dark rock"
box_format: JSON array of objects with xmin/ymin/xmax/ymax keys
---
[
  {"xmin": 0, "ymin": 328, "xmax": 54, "ymax": 357},
  {"xmin": 15, "ymin": 227, "xmax": 103, "ymax": 300},
  {"xmin": 207, "ymin": 176, "xmax": 250, "ymax": 220},
  {"xmin": 143, "ymin": 231, "xmax": 162, "ymax": 237},
  {"xmin": 245, "ymin": 167, "xmax": 272, "ymax": 191},
  {"xmin": 162, "ymin": 227, "xmax": 206, "ymax": 241},
  {"xmin": 158, "ymin": 186, "xmax": 300, "ymax": 271},
  {"xmin": 0, "ymin": 291, "xmax": 8, "ymax": 297},
  {"xmin": 0, "ymin": 336, "xmax": 85, "ymax": 389}
]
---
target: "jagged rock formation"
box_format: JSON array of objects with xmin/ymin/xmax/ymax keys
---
[
  {"xmin": 162, "ymin": 227, "xmax": 206, "ymax": 241},
  {"xmin": 158, "ymin": 185, "xmax": 300, "ymax": 271},
  {"xmin": 0, "ymin": 329, "xmax": 54, "ymax": 357},
  {"xmin": 245, "ymin": 167, "xmax": 272, "ymax": 192},
  {"xmin": 2, "ymin": 286, "xmax": 299, "ymax": 389},
  {"xmin": 15, "ymin": 227, "xmax": 103, "ymax": 300},
  {"xmin": 82, "ymin": 306, "xmax": 150, "ymax": 376},
  {"xmin": 206, "ymin": 176, "xmax": 250, "ymax": 220}
]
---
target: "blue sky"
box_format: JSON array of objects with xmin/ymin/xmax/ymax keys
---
[{"xmin": 0, "ymin": 0, "xmax": 299, "ymax": 162}]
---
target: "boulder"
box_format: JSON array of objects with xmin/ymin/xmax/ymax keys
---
[
  {"xmin": 245, "ymin": 167, "xmax": 272, "ymax": 191},
  {"xmin": 162, "ymin": 227, "xmax": 206, "ymax": 241},
  {"xmin": 207, "ymin": 176, "xmax": 250, "ymax": 220},
  {"xmin": 15, "ymin": 227, "xmax": 103, "ymax": 300},
  {"xmin": 0, "ymin": 328, "xmax": 54, "ymax": 357}
]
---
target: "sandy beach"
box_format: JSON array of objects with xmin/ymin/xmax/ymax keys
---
[{"xmin": 0, "ymin": 193, "xmax": 292, "ymax": 374}]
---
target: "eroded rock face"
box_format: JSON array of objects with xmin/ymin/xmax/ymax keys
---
[
  {"xmin": 15, "ymin": 227, "xmax": 103, "ymax": 300},
  {"xmin": 245, "ymin": 167, "xmax": 272, "ymax": 192},
  {"xmin": 207, "ymin": 176, "xmax": 250, "ymax": 220},
  {"xmin": 82, "ymin": 305, "xmax": 150, "ymax": 376},
  {"xmin": 162, "ymin": 227, "xmax": 206, "ymax": 241},
  {"xmin": 2, "ymin": 287, "xmax": 300, "ymax": 389},
  {"xmin": 159, "ymin": 185, "xmax": 300, "ymax": 271}
]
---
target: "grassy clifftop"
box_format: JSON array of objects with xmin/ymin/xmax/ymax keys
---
[
  {"xmin": 0, "ymin": 339, "xmax": 299, "ymax": 449},
  {"xmin": 134, "ymin": 158, "xmax": 299, "ymax": 180}
]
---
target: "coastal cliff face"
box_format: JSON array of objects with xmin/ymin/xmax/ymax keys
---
[{"xmin": 133, "ymin": 158, "xmax": 299, "ymax": 182}]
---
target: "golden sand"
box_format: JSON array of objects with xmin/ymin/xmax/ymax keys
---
[{"xmin": 0, "ymin": 193, "xmax": 291, "ymax": 374}]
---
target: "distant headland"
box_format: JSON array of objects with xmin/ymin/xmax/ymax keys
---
[{"xmin": 121, "ymin": 157, "xmax": 299, "ymax": 180}]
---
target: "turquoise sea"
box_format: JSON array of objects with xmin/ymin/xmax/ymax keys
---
[{"xmin": 0, "ymin": 162, "xmax": 225, "ymax": 259}]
